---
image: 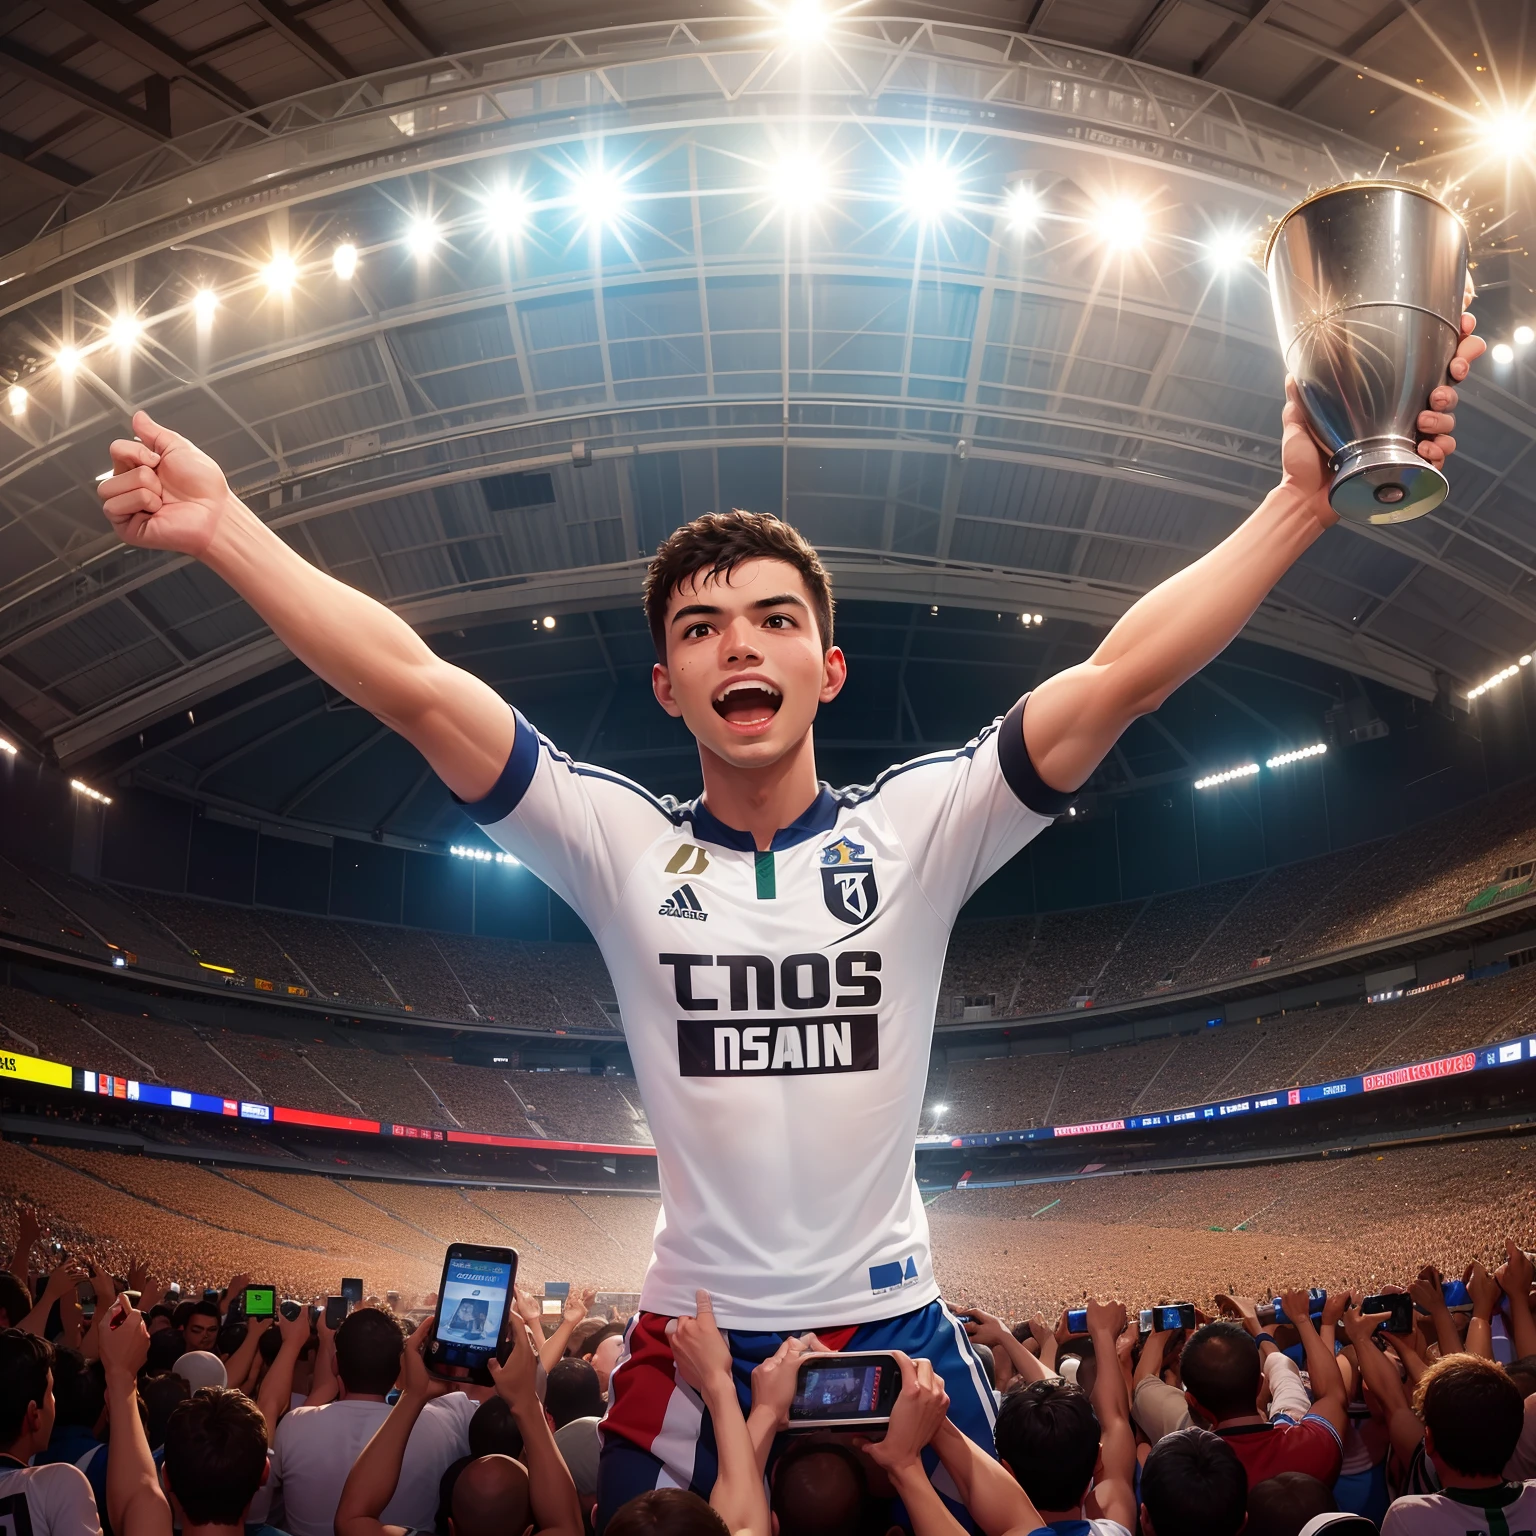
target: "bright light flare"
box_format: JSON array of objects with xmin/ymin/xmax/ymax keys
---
[
  {"xmin": 332, "ymin": 242, "xmax": 358, "ymax": 279},
  {"xmin": 193, "ymin": 288, "xmax": 218, "ymax": 324},
  {"xmin": 70, "ymin": 778, "xmax": 112, "ymax": 805},
  {"xmin": 765, "ymin": 152, "xmax": 829, "ymax": 213},
  {"xmin": 0, "ymin": 735, "xmax": 15, "ymax": 756},
  {"xmin": 1266, "ymin": 743, "xmax": 1327, "ymax": 769},
  {"xmin": 449, "ymin": 843, "xmax": 519, "ymax": 865},
  {"xmin": 55, "ymin": 346, "xmax": 80, "ymax": 376},
  {"xmin": 568, "ymin": 166, "xmax": 630, "ymax": 230},
  {"xmin": 900, "ymin": 156, "xmax": 962, "ymax": 222},
  {"xmin": 776, "ymin": 0, "xmax": 828, "ymax": 45},
  {"xmin": 1003, "ymin": 183, "xmax": 1042, "ymax": 232},
  {"xmin": 1194, "ymin": 762, "xmax": 1259, "ymax": 790},
  {"xmin": 1481, "ymin": 109, "xmax": 1535, "ymax": 157},
  {"xmin": 1204, "ymin": 227, "xmax": 1254, "ymax": 271},
  {"xmin": 7, "ymin": 385, "xmax": 25, "ymax": 417},
  {"xmin": 263, "ymin": 254, "xmax": 297, "ymax": 294},
  {"xmin": 406, "ymin": 216, "xmax": 440, "ymax": 257},
  {"xmin": 1091, "ymin": 196, "xmax": 1148, "ymax": 253},
  {"xmin": 1493, "ymin": 341, "xmax": 1515, "ymax": 365},
  {"xmin": 107, "ymin": 313, "xmax": 142, "ymax": 351},
  {"xmin": 1516, "ymin": 324, "xmax": 1534, "ymax": 346},
  {"xmin": 483, "ymin": 186, "xmax": 532, "ymax": 239}
]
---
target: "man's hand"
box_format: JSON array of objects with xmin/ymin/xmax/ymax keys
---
[
  {"xmin": 1215, "ymin": 1293, "xmax": 1261, "ymax": 1335},
  {"xmin": 400, "ymin": 1316, "xmax": 451, "ymax": 1402},
  {"xmin": 1467, "ymin": 1260, "xmax": 1501, "ymax": 1316},
  {"xmin": 1341, "ymin": 1299, "xmax": 1390, "ymax": 1345},
  {"xmin": 1496, "ymin": 1240, "xmax": 1534, "ymax": 1304},
  {"xmin": 512, "ymin": 1283, "xmax": 542, "ymax": 1336},
  {"xmin": 1086, "ymin": 1298, "xmax": 1128, "ymax": 1339},
  {"xmin": 858, "ymin": 1354, "xmax": 948, "ymax": 1476},
  {"xmin": 487, "ymin": 1315, "xmax": 539, "ymax": 1415},
  {"xmin": 276, "ymin": 1303, "xmax": 311, "ymax": 1352},
  {"xmin": 1322, "ymin": 1289, "xmax": 1350, "ymax": 1330},
  {"xmin": 98, "ymin": 1296, "xmax": 152, "ymax": 1385},
  {"xmin": 43, "ymin": 1258, "xmax": 89, "ymax": 1299},
  {"xmin": 1409, "ymin": 1265, "xmax": 1447, "ymax": 1313},
  {"xmin": 564, "ymin": 1285, "xmax": 596, "ymax": 1327},
  {"xmin": 749, "ymin": 1335, "xmax": 812, "ymax": 1433},
  {"xmin": 958, "ymin": 1308, "xmax": 1010, "ymax": 1350},
  {"xmin": 100, "ymin": 411, "xmax": 236, "ymax": 557},
  {"xmin": 667, "ymin": 1291, "xmax": 734, "ymax": 1396}
]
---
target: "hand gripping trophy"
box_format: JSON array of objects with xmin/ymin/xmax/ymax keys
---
[{"xmin": 1266, "ymin": 180, "xmax": 1470, "ymax": 526}]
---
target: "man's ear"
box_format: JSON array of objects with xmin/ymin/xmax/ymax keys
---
[
  {"xmin": 1140, "ymin": 1506, "xmax": 1156, "ymax": 1536},
  {"xmin": 652, "ymin": 662, "xmax": 683, "ymax": 718},
  {"xmin": 818, "ymin": 646, "xmax": 847, "ymax": 704}
]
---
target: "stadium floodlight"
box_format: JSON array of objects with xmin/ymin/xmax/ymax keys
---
[
  {"xmin": 1033, "ymin": 613, "xmax": 1043, "ymax": 625},
  {"xmin": 483, "ymin": 186, "xmax": 533, "ymax": 239},
  {"xmin": 263, "ymin": 254, "xmax": 297, "ymax": 294},
  {"xmin": 406, "ymin": 216, "xmax": 440, "ymax": 257},
  {"xmin": 0, "ymin": 735, "xmax": 16, "ymax": 755},
  {"xmin": 765, "ymin": 152, "xmax": 829, "ymax": 214},
  {"xmin": 932, "ymin": 1103, "xmax": 949, "ymax": 1114},
  {"xmin": 1523, "ymin": 655, "xmax": 1533, "ymax": 666},
  {"xmin": 1194, "ymin": 762, "xmax": 1259, "ymax": 790},
  {"xmin": 450, "ymin": 843, "xmax": 519, "ymax": 866},
  {"xmin": 54, "ymin": 345, "xmax": 80, "ymax": 376},
  {"xmin": 569, "ymin": 166, "xmax": 629, "ymax": 230},
  {"xmin": 332, "ymin": 243, "xmax": 358, "ymax": 279},
  {"xmin": 900, "ymin": 156, "xmax": 962, "ymax": 222},
  {"xmin": 1517, "ymin": 325, "xmax": 1535, "ymax": 346},
  {"xmin": 1003, "ymin": 183, "xmax": 1042, "ymax": 232},
  {"xmin": 541, "ymin": 615, "xmax": 556, "ymax": 630},
  {"xmin": 1266, "ymin": 743, "xmax": 1327, "ymax": 769},
  {"xmin": 1481, "ymin": 108, "xmax": 1535, "ymax": 157},
  {"xmin": 70, "ymin": 777, "xmax": 112, "ymax": 805},
  {"xmin": 1468, "ymin": 662, "xmax": 1522, "ymax": 699},
  {"xmin": 107, "ymin": 313, "xmax": 142, "ymax": 351},
  {"xmin": 6, "ymin": 385, "xmax": 25, "ymax": 417},
  {"xmin": 1493, "ymin": 341, "xmax": 1515, "ymax": 365},
  {"xmin": 1091, "ymin": 195, "xmax": 1147, "ymax": 252},
  {"xmin": 776, "ymin": 0, "xmax": 829, "ymax": 46},
  {"xmin": 1204, "ymin": 227, "xmax": 1254, "ymax": 271},
  {"xmin": 192, "ymin": 288, "xmax": 218, "ymax": 324}
]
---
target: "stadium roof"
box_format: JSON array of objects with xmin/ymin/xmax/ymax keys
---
[{"xmin": 1, "ymin": 0, "xmax": 1533, "ymax": 848}]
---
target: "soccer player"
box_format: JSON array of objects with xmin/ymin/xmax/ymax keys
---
[{"xmin": 97, "ymin": 323, "xmax": 1481, "ymax": 1520}]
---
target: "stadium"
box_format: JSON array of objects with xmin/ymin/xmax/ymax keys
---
[{"xmin": 2, "ymin": 2, "xmax": 1536, "ymax": 1534}]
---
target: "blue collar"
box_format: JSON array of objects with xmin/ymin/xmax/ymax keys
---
[{"xmin": 686, "ymin": 787, "xmax": 840, "ymax": 852}]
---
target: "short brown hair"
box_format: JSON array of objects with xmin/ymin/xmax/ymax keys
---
[
  {"xmin": 642, "ymin": 511, "xmax": 833, "ymax": 660},
  {"xmin": 163, "ymin": 1387, "xmax": 268, "ymax": 1525},
  {"xmin": 1414, "ymin": 1352, "xmax": 1523, "ymax": 1476}
]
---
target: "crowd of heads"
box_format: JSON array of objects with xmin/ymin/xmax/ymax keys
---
[{"xmin": 6, "ymin": 1198, "xmax": 1536, "ymax": 1536}]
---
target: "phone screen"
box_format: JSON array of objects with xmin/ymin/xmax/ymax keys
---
[
  {"xmin": 428, "ymin": 1247, "xmax": 516, "ymax": 1381},
  {"xmin": 790, "ymin": 1358, "xmax": 894, "ymax": 1422},
  {"xmin": 1065, "ymin": 1309, "xmax": 1088, "ymax": 1334},
  {"xmin": 325, "ymin": 1296, "xmax": 350, "ymax": 1330},
  {"xmin": 243, "ymin": 1286, "xmax": 276, "ymax": 1319},
  {"xmin": 1363, "ymin": 1294, "xmax": 1414, "ymax": 1333},
  {"xmin": 341, "ymin": 1278, "xmax": 364, "ymax": 1305}
]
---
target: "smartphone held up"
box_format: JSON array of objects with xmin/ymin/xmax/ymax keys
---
[{"xmin": 424, "ymin": 1243, "xmax": 519, "ymax": 1386}]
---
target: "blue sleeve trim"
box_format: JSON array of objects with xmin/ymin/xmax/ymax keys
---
[
  {"xmin": 452, "ymin": 708, "xmax": 540, "ymax": 825},
  {"xmin": 998, "ymin": 695, "xmax": 1076, "ymax": 818},
  {"xmin": 1300, "ymin": 1412, "xmax": 1345, "ymax": 1450}
]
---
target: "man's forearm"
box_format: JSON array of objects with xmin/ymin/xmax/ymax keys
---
[
  {"xmin": 702, "ymin": 1379, "xmax": 769, "ymax": 1536},
  {"xmin": 930, "ymin": 1420, "xmax": 1042, "ymax": 1536},
  {"xmin": 200, "ymin": 497, "xmax": 511, "ymax": 801},
  {"xmin": 886, "ymin": 1461, "xmax": 971, "ymax": 1536},
  {"xmin": 335, "ymin": 1391, "xmax": 427, "ymax": 1536},
  {"xmin": 106, "ymin": 1373, "xmax": 172, "ymax": 1536},
  {"xmin": 256, "ymin": 1337, "xmax": 305, "ymax": 1438},
  {"xmin": 510, "ymin": 1401, "xmax": 584, "ymax": 1536},
  {"xmin": 1025, "ymin": 486, "xmax": 1325, "ymax": 789}
]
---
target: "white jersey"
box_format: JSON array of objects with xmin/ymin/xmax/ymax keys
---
[
  {"xmin": 463, "ymin": 696, "xmax": 1062, "ymax": 1328},
  {"xmin": 1381, "ymin": 1482, "xmax": 1536, "ymax": 1536}
]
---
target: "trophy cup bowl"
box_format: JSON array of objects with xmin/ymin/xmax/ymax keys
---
[{"xmin": 1265, "ymin": 180, "xmax": 1468, "ymax": 526}]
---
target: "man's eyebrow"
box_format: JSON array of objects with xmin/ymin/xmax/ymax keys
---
[
  {"xmin": 670, "ymin": 602, "xmax": 723, "ymax": 626},
  {"xmin": 751, "ymin": 593, "xmax": 808, "ymax": 611}
]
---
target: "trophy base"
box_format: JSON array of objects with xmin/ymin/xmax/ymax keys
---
[{"xmin": 1328, "ymin": 445, "xmax": 1448, "ymax": 526}]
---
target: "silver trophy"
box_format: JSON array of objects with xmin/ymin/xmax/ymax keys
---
[{"xmin": 1265, "ymin": 180, "xmax": 1468, "ymax": 526}]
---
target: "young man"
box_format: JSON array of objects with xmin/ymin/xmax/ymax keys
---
[
  {"xmin": 1134, "ymin": 1291, "xmax": 1348, "ymax": 1489},
  {"xmin": 992, "ymin": 1300, "xmax": 1136, "ymax": 1536},
  {"xmin": 0, "ymin": 1328, "xmax": 102, "ymax": 1536},
  {"xmin": 1138, "ymin": 1429, "xmax": 1247, "ymax": 1536},
  {"xmin": 97, "ymin": 320, "xmax": 1481, "ymax": 1517},
  {"xmin": 1380, "ymin": 1355, "xmax": 1536, "ymax": 1536}
]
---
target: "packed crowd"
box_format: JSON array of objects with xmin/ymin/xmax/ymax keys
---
[{"xmin": 7, "ymin": 1170, "xmax": 1536, "ymax": 1536}]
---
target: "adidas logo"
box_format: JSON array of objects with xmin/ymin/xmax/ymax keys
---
[{"xmin": 659, "ymin": 884, "xmax": 708, "ymax": 921}]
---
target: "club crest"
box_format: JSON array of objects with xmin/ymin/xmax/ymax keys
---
[{"xmin": 820, "ymin": 836, "xmax": 878, "ymax": 925}]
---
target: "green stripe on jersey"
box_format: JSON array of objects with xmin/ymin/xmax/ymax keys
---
[{"xmin": 755, "ymin": 851, "xmax": 776, "ymax": 900}]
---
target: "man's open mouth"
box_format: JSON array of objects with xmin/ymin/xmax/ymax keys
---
[{"xmin": 712, "ymin": 680, "xmax": 783, "ymax": 726}]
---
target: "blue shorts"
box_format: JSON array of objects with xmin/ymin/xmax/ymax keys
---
[{"xmin": 597, "ymin": 1298, "xmax": 998, "ymax": 1532}]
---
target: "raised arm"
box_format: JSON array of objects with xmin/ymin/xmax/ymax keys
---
[
  {"xmin": 1277, "ymin": 1287, "xmax": 1347, "ymax": 1439},
  {"xmin": 1408, "ymin": 1265, "xmax": 1462, "ymax": 1360},
  {"xmin": 1464, "ymin": 1261, "xmax": 1500, "ymax": 1361},
  {"xmin": 255, "ymin": 1306, "xmax": 312, "ymax": 1439},
  {"xmin": 98, "ymin": 411, "xmax": 513, "ymax": 802},
  {"xmin": 1085, "ymin": 1300, "xmax": 1137, "ymax": 1532},
  {"xmin": 487, "ymin": 1314, "xmax": 584, "ymax": 1536},
  {"xmin": 99, "ymin": 1298, "xmax": 174, "ymax": 1536},
  {"xmin": 1341, "ymin": 1302, "xmax": 1425, "ymax": 1471},
  {"xmin": 538, "ymin": 1285, "xmax": 596, "ymax": 1375},
  {"xmin": 1022, "ymin": 331, "xmax": 1480, "ymax": 792},
  {"xmin": 1496, "ymin": 1241, "xmax": 1536, "ymax": 1361}
]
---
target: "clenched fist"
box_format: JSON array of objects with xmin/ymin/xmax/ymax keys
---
[{"xmin": 98, "ymin": 409, "xmax": 237, "ymax": 559}]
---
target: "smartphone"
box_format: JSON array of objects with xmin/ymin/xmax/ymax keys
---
[
  {"xmin": 242, "ymin": 1286, "xmax": 276, "ymax": 1320},
  {"xmin": 1363, "ymin": 1294, "xmax": 1415, "ymax": 1333},
  {"xmin": 202, "ymin": 1288, "xmax": 221, "ymax": 1304},
  {"xmin": 1442, "ymin": 1280, "xmax": 1470, "ymax": 1309},
  {"xmin": 325, "ymin": 1296, "xmax": 351, "ymax": 1329},
  {"xmin": 424, "ymin": 1244, "xmax": 517, "ymax": 1386},
  {"xmin": 1271, "ymin": 1289, "xmax": 1327, "ymax": 1326},
  {"xmin": 341, "ymin": 1278, "xmax": 364, "ymax": 1305},
  {"xmin": 165, "ymin": 1282, "xmax": 181, "ymax": 1300},
  {"xmin": 279, "ymin": 1298, "xmax": 303, "ymax": 1322},
  {"xmin": 1139, "ymin": 1303, "xmax": 1196, "ymax": 1333},
  {"xmin": 1065, "ymin": 1309, "xmax": 1089, "ymax": 1335},
  {"xmin": 787, "ymin": 1353, "xmax": 902, "ymax": 1429}
]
